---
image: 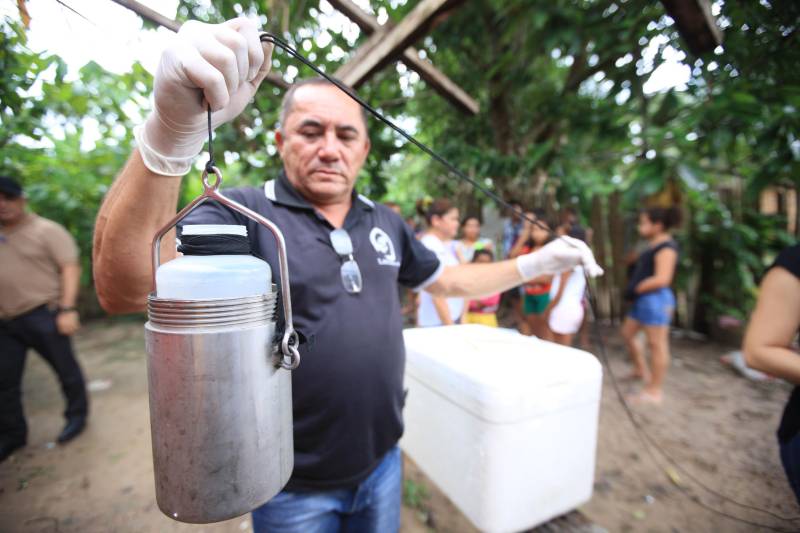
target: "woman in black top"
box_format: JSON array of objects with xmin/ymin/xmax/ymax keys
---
[
  {"xmin": 620, "ymin": 207, "xmax": 681, "ymax": 405},
  {"xmin": 744, "ymin": 243, "xmax": 800, "ymax": 504}
]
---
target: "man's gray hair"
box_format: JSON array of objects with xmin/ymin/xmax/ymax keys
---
[{"xmin": 278, "ymin": 77, "xmax": 369, "ymax": 133}]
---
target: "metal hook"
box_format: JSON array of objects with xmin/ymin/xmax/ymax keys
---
[
  {"xmin": 150, "ymin": 165, "xmax": 300, "ymax": 370},
  {"xmin": 202, "ymin": 167, "xmax": 222, "ymax": 191}
]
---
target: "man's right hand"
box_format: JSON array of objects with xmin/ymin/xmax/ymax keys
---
[{"xmin": 137, "ymin": 17, "xmax": 274, "ymax": 176}]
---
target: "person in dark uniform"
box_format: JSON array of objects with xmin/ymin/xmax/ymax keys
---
[
  {"xmin": 744, "ymin": 243, "xmax": 800, "ymax": 505},
  {"xmin": 92, "ymin": 16, "xmax": 603, "ymax": 533},
  {"xmin": 0, "ymin": 176, "xmax": 89, "ymax": 462}
]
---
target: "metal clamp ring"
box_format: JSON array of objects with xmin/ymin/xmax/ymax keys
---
[
  {"xmin": 202, "ymin": 167, "xmax": 222, "ymax": 191},
  {"xmin": 280, "ymin": 330, "xmax": 301, "ymax": 370}
]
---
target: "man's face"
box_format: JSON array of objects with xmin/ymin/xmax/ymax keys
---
[
  {"xmin": 275, "ymin": 84, "xmax": 371, "ymax": 206},
  {"xmin": 0, "ymin": 193, "xmax": 25, "ymax": 225}
]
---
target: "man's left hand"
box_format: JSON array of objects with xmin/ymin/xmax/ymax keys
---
[
  {"xmin": 56, "ymin": 310, "xmax": 81, "ymax": 336},
  {"xmin": 517, "ymin": 236, "xmax": 604, "ymax": 281}
]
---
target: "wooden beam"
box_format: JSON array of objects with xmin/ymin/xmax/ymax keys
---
[
  {"xmin": 329, "ymin": 0, "xmax": 477, "ymax": 114},
  {"xmin": 660, "ymin": 0, "xmax": 723, "ymax": 55},
  {"xmin": 334, "ymin": 28, "xmax": 387, "ymax": 82},
  {"xmin": 400, "ymin": 48, "xmax": 478, "ymax": 115},
  {"xmin": 327, "ymin": 0, "xmax": 376, "ymax": 32},
  {"xmin": 107, "ymin": 0, "xmax": 289, "ymax": 89},
  {"xmin": 336, "ymin": 0, "xmax": 459, "ymax": 90},
  {"xmin": 109, "ymin": 0, "xmax": 181, "ymax": 32}
]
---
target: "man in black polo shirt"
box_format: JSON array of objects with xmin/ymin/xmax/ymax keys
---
[{"xmin": 93, "ymin": 17, "xmax": 602, "ymax": 533}]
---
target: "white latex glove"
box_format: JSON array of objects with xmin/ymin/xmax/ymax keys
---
[
  {"xmin": 516, "ymin": 236, "xmax": 604, "ymax": 280},
  {"xmin": 136, "ymin": 17, "xmax": 274, "ymax": 176}
]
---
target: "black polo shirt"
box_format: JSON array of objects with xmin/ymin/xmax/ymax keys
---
[{"xmin": 179, "ymin": 171, "xmax": 442, "ymax": 491}]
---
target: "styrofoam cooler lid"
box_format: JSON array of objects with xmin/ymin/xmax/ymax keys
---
[{"xmin": 403, "ymin": 325, "xmax": 603, "ymax": 424}]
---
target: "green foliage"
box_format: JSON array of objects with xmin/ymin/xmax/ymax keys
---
[
  {"xmin": 2, "ymin": 0, "xmax": 798, "ymax": 325},
  {"xmin": 0, "ymin": 18, "xmax": 151, "ymax": 284},
  {"xmin": 402, "ymin": 478, "xmax": 430, "ymax": 510}
]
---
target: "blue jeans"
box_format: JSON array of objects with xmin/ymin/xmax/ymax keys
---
[
  {"xmin": 628, "ymin": 288, "xmax": 675, "ymax": 326},
  {"xmin": 252, "ymin": 446, "xmax": 402, "ymax": 533}
]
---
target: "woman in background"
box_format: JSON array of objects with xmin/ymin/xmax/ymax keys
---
[
  {"xmin": 620, "ymin": 207, "xmax": 681, "ymax": 405},
  {"xmin": 463, "ymin": 249, "xmax": 501, "ymax": 327},
  {"xmin": 743, "ymin": 243, "xmax": 800, "ymax": 505},
  {"xmin": 417, "ymin": 199, "xmax": 464, "ymax": 327},
  {"xmin": 455, "ymin": 215, "xmax": 493, "ymax": 263}
]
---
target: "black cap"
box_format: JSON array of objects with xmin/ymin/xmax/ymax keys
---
[{"xmin": 0, "ymin": 176, "xmax": 23, "ymax": 198}]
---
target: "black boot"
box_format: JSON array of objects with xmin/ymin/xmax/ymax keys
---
[{"xmin": 57, "ymin": 417, "xmax": 86, "ymax": 444}]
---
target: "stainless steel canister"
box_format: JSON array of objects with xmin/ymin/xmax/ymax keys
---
[
  {"xmin": 145, "ymin": 291, "xmax": 293, "ymax": 523},
  {"xmin": 145, "ymin": 166, "xmax": 301, "ymax": 524}
]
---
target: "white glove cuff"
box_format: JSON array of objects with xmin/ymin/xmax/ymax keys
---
[
  {"xmin": 515, "ymin": 254, "xmax": 541, "ymax": 282},
  {"xmin": 134, "ymin": 124, "xmax": 196, "ymax": 177}
]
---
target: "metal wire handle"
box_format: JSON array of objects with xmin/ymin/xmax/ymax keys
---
[{"xmin": 150, "ymin": 166, "xmax": 300, "ymax": 370}]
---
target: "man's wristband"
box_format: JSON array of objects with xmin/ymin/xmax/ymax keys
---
[{"xmin": 58, "ymin": 306, "xmax": 77, "ymax": 313}]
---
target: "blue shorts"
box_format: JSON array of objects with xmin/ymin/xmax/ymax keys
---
[{"xmin": 628, "ymin": 288, "xmax": 675, "ymax": 326}]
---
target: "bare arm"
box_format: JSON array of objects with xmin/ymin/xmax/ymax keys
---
[
  {"xmin": 56, "ymin": 261, "xmax": 82, "ymax": 336},
  {"xmin": 546, "ymin": 270, "xmax": 571, "ymax": 311},
  {"xmin": 635, "ymin": 248, "xmax": 677, "ymax": 294},
  {"xmin": 508, "ymin": 228, "xmax": 530, "ymax": 259},
  {"xmin": 93, "ymin": 150, "xmax": 182, "ymax": 313},
  {"xmin": 59, "ymin": 262, "xmax": 81, "ymax": 309},
  {"xmin": 426, "ymin": 259, "xmax": 522, "ymax": 298},
  {"xmin": 93, "ymin": 18, "xmax": 272, "ymax": 314},
  {"xmin": 432, "ymin": 296, "xmax": 455, "ymax": 325},
  {"xmin": 427, "ymin": 235, "xmax": 602, "ymax": 299},
  {"xmin": 743, "ymin": 267, "xmax": 800, "ymax": 383}
]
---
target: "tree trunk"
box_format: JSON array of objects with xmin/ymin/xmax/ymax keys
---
[
  {"xmin": 608, "ymin": 191, "xmax": 626, "ymax": 322},
  {"xmin": 590, "ymin": 195, "xmax": 610, "ymax": 320}
]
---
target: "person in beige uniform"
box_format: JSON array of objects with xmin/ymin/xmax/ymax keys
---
[{"xmin": 0, "ymin": 176, "xmax": 89, "ymax": 462}]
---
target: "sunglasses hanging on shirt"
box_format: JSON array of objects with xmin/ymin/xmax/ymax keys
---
[{"xmin": 330, "ymin": 228, "xmax": 362, "ymax": 294}]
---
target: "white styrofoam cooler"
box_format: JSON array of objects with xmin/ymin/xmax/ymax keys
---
[{"xmin": 401, "ymin": 325, "xmax": 603, "ymax": 533}]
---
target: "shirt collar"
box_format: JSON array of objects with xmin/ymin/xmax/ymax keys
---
[{"xmin": 264, "ymin": 170, "xmax": 375, "ymax": 212}]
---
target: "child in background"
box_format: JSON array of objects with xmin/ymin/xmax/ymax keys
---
[
  {"xmin": 510, "ymin": 211, "xmax": 554, "ymax": 338},
  {"xmin": 464, "ymin": 249, "xmax": 501, "ymax": 327},
  {"xmin": 546, "ymin": 224, "xmax": 588, "ymax": 346}
]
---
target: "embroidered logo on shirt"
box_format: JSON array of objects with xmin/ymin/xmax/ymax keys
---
[{"xmin": 369, "ymin": 227, "xmax": 400, "ymax": 267}]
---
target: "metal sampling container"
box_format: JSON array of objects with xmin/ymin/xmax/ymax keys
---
[{"xmin": 144, "ymin": 167, "xmax": 300, "ymax": 523}]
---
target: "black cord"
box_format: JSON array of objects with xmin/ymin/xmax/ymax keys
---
[
  {"xmin": 205, "ymin": 31, "xmax": 800, "ymax": 530},
  {"xmin": 54, "ymin": 0, "xmax": 97, "ymax": 26},
  {"xmin": 205, "ymin": 103, "xmax": 216, "ymax": 173},
  {"xmin": 256, "ymin": 33, "xmax": 554, "ymax": 237}
]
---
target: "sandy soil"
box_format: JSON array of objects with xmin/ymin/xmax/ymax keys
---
[{"xmin": 0, "ymin": 318, "xmax": 796, "ymax": 533}]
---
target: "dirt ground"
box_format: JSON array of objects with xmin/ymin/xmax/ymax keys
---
[{"xmin": 1, "ymin": 317, "xmax": 797, "ymax": 533}]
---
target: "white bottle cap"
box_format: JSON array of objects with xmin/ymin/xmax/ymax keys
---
[{"xmin": 182, "ymin": 224, "xmax": 247, "ymax": 237}]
